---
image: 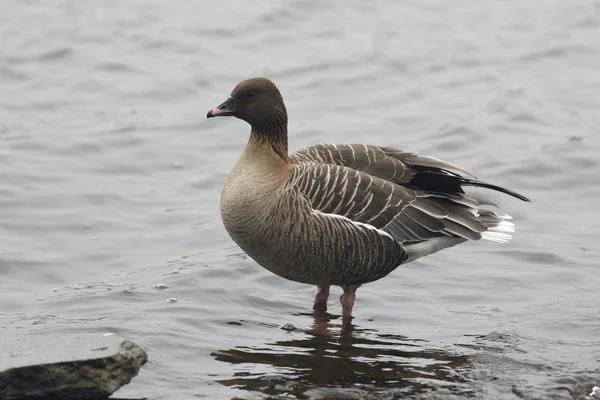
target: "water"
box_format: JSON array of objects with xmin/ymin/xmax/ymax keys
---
[{"xmin": 1, "ymin": 0, "xmax": 599, "ymax": 399}]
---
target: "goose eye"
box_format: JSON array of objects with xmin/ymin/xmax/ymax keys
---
[{"xmin": 246, "ymin": 92, "xmax": 255, "ymax": 98}]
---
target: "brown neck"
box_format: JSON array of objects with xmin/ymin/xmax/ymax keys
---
[{"xmin": 249, "ymin": 113, "xmax": 289, "ymax": 163}]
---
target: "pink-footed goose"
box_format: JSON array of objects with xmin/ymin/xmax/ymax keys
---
[{"xmin": 207, "ymin": 77, "xmax": 529, "ymax": 321}]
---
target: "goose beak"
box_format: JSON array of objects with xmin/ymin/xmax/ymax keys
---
[{"xmin": 207, "ymin": 97, "xmax": 234, "ymax": 118}]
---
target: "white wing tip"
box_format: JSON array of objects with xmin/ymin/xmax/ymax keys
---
[
  {"xmin": 481, "ymin": 231, "xmax": 512, "ymax": 243},
  {"xmin": 481, "ymin": 214, "xmax": 515, "ymax": 243},
  {"xmin": 492, "ymin": 219, "xmax": 515, "ymax": 233}
]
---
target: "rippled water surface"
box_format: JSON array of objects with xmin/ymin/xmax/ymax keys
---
[{"xmin": 1, "ymin": 1, "xmax": 600, "ymax": 399}]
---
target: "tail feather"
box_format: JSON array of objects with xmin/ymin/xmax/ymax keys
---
[{"xmin": 479, "ymin": 211, "xmax": 516, "ymax": 243}]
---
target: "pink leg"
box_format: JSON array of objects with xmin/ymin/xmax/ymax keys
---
[
  {"xmin": 340, "ymin": 287, "xmax": 357, "ymax": 320},
  {"xmin": 315, "ymin": 286, "xmax": 330, "ymax": 303},
  {"xmin": 314, "ymin": 285, "xmax": 330, "ymax": 312}
]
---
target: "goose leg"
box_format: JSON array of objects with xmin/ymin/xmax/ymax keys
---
[
  {"xmin": 340, "ymin": 286, "xmax": 358, "ymax": 320},
  {"xmin": 314, "ymin": 285, "xmax": 330, "ymax": 312}
]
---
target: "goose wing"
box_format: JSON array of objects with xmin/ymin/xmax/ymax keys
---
[
  {"xmin": 283, "ymin": 161, "xmax": 492, "ymax": 284},
  {"xmin": 288, "ymin": 162, "xmax": 489, "ymax": 247},
  {"xmin": 290, "ymin": 143, "xmax": 530, "ymax": 202},
  {"xmin": 285, "ymin": 144, "xmax": 527, "ymax": 282}
]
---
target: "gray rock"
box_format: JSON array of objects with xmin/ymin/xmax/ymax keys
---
[{"xmin": 0, "ymin": 333, "xmax": 147, "ymax": 400}]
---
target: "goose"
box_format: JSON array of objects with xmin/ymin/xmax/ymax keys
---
[{"xmin": 207, "ymin": 77, "xmax": 529, "ymax": 320}]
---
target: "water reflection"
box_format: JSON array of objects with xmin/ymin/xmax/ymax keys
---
[{"xmin": 212, "ymin": 312, "xmax": 474, "ymax": 399}]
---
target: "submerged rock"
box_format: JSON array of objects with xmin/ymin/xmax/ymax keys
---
[{"xmin": 0, "ymin": 333, "xmax": 147, "ymax": 400}]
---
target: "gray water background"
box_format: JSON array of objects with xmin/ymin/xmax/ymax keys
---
[{"xmin": 1, "ymin": 0, "xmax": 599, "ymax": 399}]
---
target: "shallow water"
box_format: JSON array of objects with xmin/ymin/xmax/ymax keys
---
[{"xmin": 1, "ymin": 0, "xmax": 599, "ymax": 399}]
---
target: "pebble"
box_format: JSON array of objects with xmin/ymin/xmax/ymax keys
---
[{"xmin": 281, "ymin": 323, "xmax": 296, "ymax": 331}]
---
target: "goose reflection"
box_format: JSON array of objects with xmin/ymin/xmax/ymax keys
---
[{"xmin": 211, "ymin": 311, "xmax": 473, "ymax": 398}]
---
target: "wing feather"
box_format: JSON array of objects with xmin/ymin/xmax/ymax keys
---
[
  {"xmin": 284, "ymin": 142, "xmax": 528, "ymax": 271},
  {"xmin": 287, "ymin": 163, "xmax": 487, "ymax": 247},
  {"xmin": 290, "ymin": 143, "xmax": 528, "ymax": 202}
]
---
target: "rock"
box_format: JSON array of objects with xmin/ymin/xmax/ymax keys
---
[
  {"xmin": 0, "ymin": 333, "xmax": 147, "ymax": 400},
  {"xmin": 280, "ymin": 323, "xmax": 296, "ymax": 331}
]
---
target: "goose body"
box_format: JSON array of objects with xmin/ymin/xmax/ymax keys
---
[{"xmin": 208, "ymin": 77, "xmax": 529, "ymax": 319}]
